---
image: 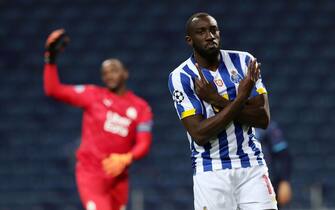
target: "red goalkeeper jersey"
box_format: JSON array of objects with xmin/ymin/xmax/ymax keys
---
[{"xmin": 44, "ymin": 64, "xmax": 153, "ymax": 173}]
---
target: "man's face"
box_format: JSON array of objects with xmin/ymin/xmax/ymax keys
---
[
  {"xmin": 186, "ymin": 16, "xmax": 221, "ymax": 58},
  {"xmin": 101, "ymin": 60, "xmax": 128, "ymax": 91}
]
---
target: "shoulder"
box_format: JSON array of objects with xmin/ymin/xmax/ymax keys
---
[
  {"xmin": 127, "ymin": 91, "xmax": 151, "ymax": 109},
  {"xmin": 72, "ymin": 84, "xmax": 100, "ymax": 94},
  {"xmin": 127, "ymin": 92, "xmax": 153, "ymax": 120},
  {"xmin": 169, "ymin": 57, "xmax": 196, "ymax": 81},
  {"xmin": 169, "ymin": 61, "xmax": 186, "ymax": 80},
  {"xmin": 86, "ymin": 84, "xmax": 101, "ymax": 90},
  {"xmin": 168, "ymin": 58, "xmax": 197, "ymax": 91},
  {"xmin": 222, "ymin": 49, "xmax": 255, "ymax": 60}
]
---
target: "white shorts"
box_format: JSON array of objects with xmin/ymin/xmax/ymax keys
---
[{"xmin": 193, "ymin": 165, "xmax": 277, "ymax": 210}]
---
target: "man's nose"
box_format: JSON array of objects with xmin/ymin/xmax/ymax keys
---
[{"xmin": 205, "ymin": 31, "xmax": 215, "ymax": 40}]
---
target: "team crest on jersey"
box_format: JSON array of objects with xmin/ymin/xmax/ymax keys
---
[
  {"xmin": 230, "ymin": 69, "xmax": 243, "ymax": 84},
  {"xmin": 126, "ymin": 107, "xmax": 137, "ymax": 120},
  {"xmin": 214, "ymin": 79, "xmax": 224, "ymax": 87},
  {"xmin": 173, "ymin": 90, "xmax": 184, "ymax": 104}
]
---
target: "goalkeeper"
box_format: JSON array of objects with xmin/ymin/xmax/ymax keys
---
[{"xmin": 43, "ymin": 29, "xmax": 153, "ymax": 210}]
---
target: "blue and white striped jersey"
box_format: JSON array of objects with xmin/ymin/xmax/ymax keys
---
[{"xmin": 168, "ymin": 50, "xmax": 267, "ymax": 174}]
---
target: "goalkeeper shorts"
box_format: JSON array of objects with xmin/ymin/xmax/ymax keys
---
[{"xmin": 75, "ymin": 161, "xmax": 128, "ymax": 210}]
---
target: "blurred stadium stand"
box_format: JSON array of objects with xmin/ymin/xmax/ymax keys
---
[{"xmin": 0, "ymin": 0, "xmax": 335, "ymax": 209}]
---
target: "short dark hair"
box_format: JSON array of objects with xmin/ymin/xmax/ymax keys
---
[{"xmin": 185, "ymin": 12, "xmax": 210, "ymax": 35}]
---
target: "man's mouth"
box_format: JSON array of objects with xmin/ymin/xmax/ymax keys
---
[
  {"xmin": 105, "ymin": 78, "xmax": 116, "ymax": 85},
  {"xmin": 206, "ymin": 42, "xmax": 217, "ymax": 48}
]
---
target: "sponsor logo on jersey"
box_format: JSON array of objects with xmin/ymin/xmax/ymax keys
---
[{"xmin": 104, "ymin": 111, "xmax": 131, "ymax": 137}]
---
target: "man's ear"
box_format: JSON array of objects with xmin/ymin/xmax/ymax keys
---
[
  {"xmin": 185, "ymin": 35, "xmax": 193, "ymax": 47},
  {"xmin": 124, "ymin": 69, "xmax": 129, "ymax": 80}
]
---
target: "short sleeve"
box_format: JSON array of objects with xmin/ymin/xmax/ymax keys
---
[
  {"xmin": 242, "ymin": 52, "xmax": 268, "ymax": 97},
  {"xmin": 168, "ymin": 71, "xmax": 203, "ymax": 119}
]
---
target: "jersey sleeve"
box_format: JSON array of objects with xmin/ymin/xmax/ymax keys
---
[
  {"xmin": 242, "ymin": 52, "xmax": 268, "ymax": 98},
  {"xmin": 43, "ymin": 64, "xmax": 94, "ymax": 108},
  {"xmin": 130, "ymin": 101, "xmax": 153, "ymax": 160},
  {"xmin": 168, "ymin": 71, "xmax": 203, "ymax": 119},
  {"xmin": 136, "ymin": 101, "xmax": 153, "ymax": 133}
]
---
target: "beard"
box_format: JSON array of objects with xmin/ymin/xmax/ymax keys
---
[{"xmin": 193, "ymin": 41, "xmax": 221, "ymax": 61}]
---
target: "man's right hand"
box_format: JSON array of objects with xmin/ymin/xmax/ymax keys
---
[
  {"xmin": 44, "ymin": 29, "xmax": 70, "ymax": 64},
  {"xmin": 194, "ymin": 63, "xmax": 222, "ymax": 105},
  {"xmin": 237, "ymin": 59, "xmax": 261, "ymax": 100}
]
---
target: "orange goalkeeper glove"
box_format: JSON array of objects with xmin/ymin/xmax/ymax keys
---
[{"xmin": 102, "ymin": 153, "xmax": 133, "ymax": 177}]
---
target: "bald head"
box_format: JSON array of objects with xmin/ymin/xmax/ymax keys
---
[
  {"xmin": 185, "ymin": 12, "xmax": 214, "ymax": 35},
  {"xmin": 185, "ymin": 13, "xmax": 221, "ymax": 61},
  {"xmin": 102, "ymin": 58, "xmax": 125, "ymax": 70},
  {"xmin": 101, "ymin": 58, "xmax": 128, "ymax": 92}
]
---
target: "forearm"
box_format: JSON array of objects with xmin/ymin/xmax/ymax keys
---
[
  {"xmin": 131, "ymin": 132, "xmax": 152, "ymax": 160},
  {"xmin": 207, "ymin": 93, "xmax": 229, "ymax": 109},
  {"xmin": 44, "ymin": 63, "xmax": 61, "ymax": 96},
  {"xmin": 208, "ymin": 94, "xmax": 270, "ymax": 128},
  {"xmin": 184, "ymin": 97, "xmax": 246, "ymax": 146},
  {"xmin": 44, "ymin": 29, "xmax": 70, "ymax": 97},
  {"xmin": 236, "ymin": 103, "xmax": 270, "ymax": 128},
  {"xmin": 237, "ymin": 94, "xmax": 270, "ymax": 128}
]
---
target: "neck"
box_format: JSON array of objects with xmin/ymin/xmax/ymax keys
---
[
  {"xmin": 109, "ymin": 85, "xmax": 127, "ymax": 95},
  {"xmin": 194, "ymin": 51, "xmax": 220, "ymax": 71}
]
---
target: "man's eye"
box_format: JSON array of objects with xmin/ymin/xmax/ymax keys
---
[{"xmin": 210, "ymin": 28, "xmax": 218, "ymax": 33}]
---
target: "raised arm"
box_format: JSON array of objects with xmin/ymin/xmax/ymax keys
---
[{"xmin": 43, "ymin": 29, "xmax": 92, "ymax": 108}]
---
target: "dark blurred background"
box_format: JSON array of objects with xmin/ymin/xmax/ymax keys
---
[{"xmin": 0, "ymin": 0, "xmax": 335, "ymax": 210}]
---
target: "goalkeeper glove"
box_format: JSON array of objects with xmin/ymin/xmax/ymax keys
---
[
  {"xmin": 102, "ymin": 153, "xmax": 133, "ymax": 177},
  {"xmin": 44, "ymin": 28, "xmax": 70, "ymax": 64}
]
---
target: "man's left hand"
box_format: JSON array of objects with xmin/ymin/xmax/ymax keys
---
[{"xmin": 102, "ymin": 153, "xmax": 133, "ymax": 177}]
